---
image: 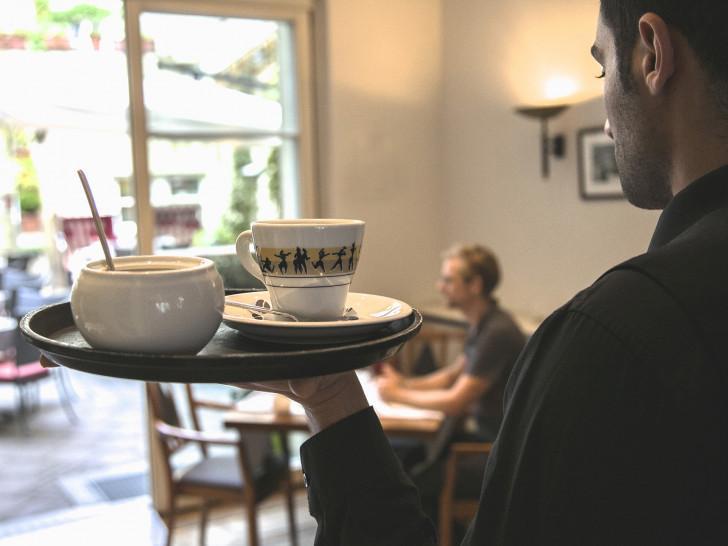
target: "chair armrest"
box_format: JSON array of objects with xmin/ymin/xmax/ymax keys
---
[
  {"xmin": 449, "ymin": 442, "xmax": 493, "ymax": 457},
  {"xmin": 189, "ymin": 399, "xmax": 235, "ymax": 411},
  {"xmin": 155, "ymin": 420, "xmax": 239, "ymax": 446}
]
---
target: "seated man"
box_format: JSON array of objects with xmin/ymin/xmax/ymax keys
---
[{"xmin": 376, "ymin": 243, "xmax": 526, "ymax": 520}]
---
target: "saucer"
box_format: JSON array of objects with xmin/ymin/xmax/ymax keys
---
[{"xmin": 223, "ymin": 291, "xmax": 413, "ymax": 344}]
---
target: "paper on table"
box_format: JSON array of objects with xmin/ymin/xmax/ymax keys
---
[
  {"xmin": 285, "ymin": 375, "xmax": 443, "ymax": 421},
  {"xmin": 233, "ymin": 371, "xmax": 443, "ymax": 422},
  {"xmin": 357, "ymin": 370, "xmax": 444, "ymax": 421},
  {"xmin": 287, "ymin": 396, "xmax": 441, "ymax": 420}
]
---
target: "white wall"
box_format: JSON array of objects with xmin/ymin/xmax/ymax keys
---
[
  {"xmin": 439, "ymin": 0, "xmax": 661, "ymax": 318},
  {"xmin": 322, "ymin": 0, "xmax": 446, "ymax": 303},
  {"xmin": 322, "ymin": 0, "xmax": 662, "ymax": 320}
]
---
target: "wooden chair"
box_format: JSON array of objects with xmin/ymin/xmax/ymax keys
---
[
  {"xmin": 438, "ymin": 442, "xmax": 493, "ymax": 546},
  {"xmin": 146, "ymin": 383, "xmax": 297, "ymax": 546},
  {"xmin": 396, "ymin": 326, "xmax": 466, "ymax": 376},
  {"xmin": 184, "ymin": 383, "xmax": 296, "ymax": 535}
]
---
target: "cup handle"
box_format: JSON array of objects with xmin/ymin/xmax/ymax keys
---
[{"xmin": 235, "ymin": 231, "xmax": 265, "ymax": 283}]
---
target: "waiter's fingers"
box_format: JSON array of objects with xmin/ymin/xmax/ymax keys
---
[{"xmin": 40, "ymin": 355, "xmax": 59, "ymax": 368}]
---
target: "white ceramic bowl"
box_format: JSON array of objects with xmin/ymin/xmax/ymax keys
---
[{"xmin": 70, "ymin": 256, "xmax": 225, "ymax": 354}]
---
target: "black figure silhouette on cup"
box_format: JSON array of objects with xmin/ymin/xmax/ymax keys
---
[
  {"xmin": 260, "ymin": 256, "xmax": 274, "ymax": 273},
  {"xmin": 274, "ymin": 250, "xmax": 291, "ymax": 274},
  {"xmin": 348, "ymin": 243, "xmax": 358, "ymax": 270},
  {"xmin": 293, "ymin": 247, "xmax": 310, "ymax": 274},
  {"xmin": 312, "ymin": 248, "xmax": 330, "ymax": 272},
  {"xmin": 331, "ymin": 247, "xmax": 347, "ymax": 272}
]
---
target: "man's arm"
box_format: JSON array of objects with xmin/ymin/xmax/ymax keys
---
[
  {"xmin": 379, "ymin": 370, "xmax": 491, "ymax": 416},
  {"xmin": 401, "ymin": 353, "xmax": 467, "ymax": 390}
]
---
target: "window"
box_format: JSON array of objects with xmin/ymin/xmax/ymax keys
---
[{"xmin": 0, "ymin": 0, "xmax": 318, "ymax": 290}]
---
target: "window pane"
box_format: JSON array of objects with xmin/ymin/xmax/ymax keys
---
[
  {"xmin": 0, "ymin": 0, "xmax": 132, "ymax": 298},
  {"xmin": 138, "ymin": 12, "xmax": 301, "ymax": 286}
]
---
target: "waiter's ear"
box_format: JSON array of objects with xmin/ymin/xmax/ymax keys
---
[{"xmin": 638, "ymin": 13, "xmax": 675, "ymax": 96}]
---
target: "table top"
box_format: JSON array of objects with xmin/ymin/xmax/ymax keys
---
[{"xmin": 224, "ymin": 371, "xmax": 443, "ymax": 439}]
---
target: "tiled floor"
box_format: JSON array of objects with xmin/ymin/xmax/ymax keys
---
[
  {"xmin": 0, "ymin": 369, "xmax": 148, "ymax": 520},
  {"xmin": 0, "ymin": 368, "xmax": 316, "ymax": 544}
]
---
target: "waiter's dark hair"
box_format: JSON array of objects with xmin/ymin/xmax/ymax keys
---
[{"xmin": 600, "ymin": 0, "xmax": 728, "ymax": 110}]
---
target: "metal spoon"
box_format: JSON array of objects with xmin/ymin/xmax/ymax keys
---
[
  {"xmin": 77, "ymin": 169, "xmax": 115, "ymax": 271},
  {"xmin": 226, "ymin": 300, "xmax": 359, "ymax": 322},
  {"xmin": 226, "ymin": 300, "xmax": 299, "ymax": 322}
]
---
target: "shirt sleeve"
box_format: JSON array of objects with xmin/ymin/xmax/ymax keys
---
[{"xmin": 300, "ymin": 407, "xmax": 437, "ymax": 545}]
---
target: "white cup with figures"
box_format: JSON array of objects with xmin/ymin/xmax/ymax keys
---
[{"xmin": 235, "ymin": 219, "xmax": 365, "ymax": 321}]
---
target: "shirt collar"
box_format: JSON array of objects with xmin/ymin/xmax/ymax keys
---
[
  {"xmin": 472, "ymin": 300, "xmax": 498, "ymax": 333},
  {"xmin": 648, "ymin": 163, "xmax": 728, "ymax": 250}
]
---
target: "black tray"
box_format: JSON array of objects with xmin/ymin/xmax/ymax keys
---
[{"xmin": 19, "ymin": 302, "xmax": 421, "ymax": 383}]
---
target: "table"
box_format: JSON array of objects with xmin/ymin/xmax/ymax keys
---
[
  {"xmin": 224, "ymin": 371, "xmax": 443, "ymax": 439},
  {"xmin": 222, "ymin": 372, "xmax": 442, "ymax": 532},
  {"xmin": 224, "ymin": 371, "xmax": 443, "ymax": 493}
]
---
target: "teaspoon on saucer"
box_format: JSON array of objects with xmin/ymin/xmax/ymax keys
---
[
  {"xmin": 225, "ymin": 300, "xmax": 359, "ymax": 322},
  {"xmin": 226, "ymin": 300, "xmax": 299, "ymax": 322}
]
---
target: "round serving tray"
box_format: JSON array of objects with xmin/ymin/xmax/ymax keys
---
[{"xmin": 19, "ymin": 302, "xmax": 422, "ymax": 383}]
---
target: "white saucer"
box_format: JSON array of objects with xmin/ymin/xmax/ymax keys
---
[{"xmin": 223, "ymin": 291, "xmax": 413, "ymax": 344}]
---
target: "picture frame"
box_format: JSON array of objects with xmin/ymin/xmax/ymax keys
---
[{"xmin": 577, "ymin": 127, "xmax": 623, "ymax": 199}]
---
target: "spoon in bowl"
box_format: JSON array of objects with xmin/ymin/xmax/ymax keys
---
[{"xmin": 77, "ymin": 169, "xmax": 115, "ymax": 271}]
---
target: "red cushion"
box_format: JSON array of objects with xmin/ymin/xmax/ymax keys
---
[{"xmin": 0, "ymin": 360, "xmax": 50, "ymax": 382}]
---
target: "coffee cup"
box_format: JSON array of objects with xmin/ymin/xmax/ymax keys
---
[
  {"xmin": 70, "ymin": 255, "xmax": 225, "ymax": 354},
  {"xmin": 235, "ymin": 219, "xmax": 365, "ymax": 321}
]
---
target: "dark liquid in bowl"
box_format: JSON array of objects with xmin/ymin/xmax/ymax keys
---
[{"xmin": 118, "ymin": 266, "xmax": 183, "ymax": 272}]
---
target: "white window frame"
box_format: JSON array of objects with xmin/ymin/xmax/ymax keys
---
[{"xmin": 123, "ymin": 0, "xmax": 320, "ymax": 254}]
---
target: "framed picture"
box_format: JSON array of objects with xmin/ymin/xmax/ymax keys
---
[{"xmin": 578, "ymin": 127, "xmax": 623, "ymax": 199}]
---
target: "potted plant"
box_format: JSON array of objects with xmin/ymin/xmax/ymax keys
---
[{"xmin": 15, "ymin": 157, "xmax": 42, "ymax": 233}]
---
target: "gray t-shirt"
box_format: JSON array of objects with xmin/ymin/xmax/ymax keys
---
[{"xmin": 463, "ymin": 304, "xmax": 526, "ymax": 440}]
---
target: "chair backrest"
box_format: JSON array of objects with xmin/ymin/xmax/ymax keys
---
[
  {"xmin": 398, "ymin": 327, "xmax": 466, "ymax": 375},
  {"xmin": 147, "ymin": 382, "xmax": 284, "ymax": 507},
  {"xmin": 408, "ymin": 415, "xmax": 463, "ymax": 478},
  {"xmin": 147, "ymin": 383, "xmax": 187, "ymax": 457},
  {"xmin": 13, "ymin": 326, "xmax": 42, "ymax": 366},
  {"xmin": 1, "ymin": 268, "xmax": 44, "ymax": 292},
  {"xmin": 183, "ymin": 384, "xmax": 275, "ymax": 471},
  {"xmin": 11, "ymin": 286, "xmax": 68, "ymax": 318},
  {"xmin": 0, "ymin": 317, "xmax": 17, "ymax": 355},
  {"xmin": 148, "ymin": 383, "xmax": 275, "ymax": 468}
]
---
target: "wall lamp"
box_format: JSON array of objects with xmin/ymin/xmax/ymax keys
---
[{"xmin": 515, "ymin": 104, "xmax": 569, "ymax": 178}]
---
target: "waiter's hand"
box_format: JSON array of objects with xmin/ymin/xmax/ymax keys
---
[
  {"xmin": 228, "ymin": 370, "xmax": 368, "ymax": 434},
  {"xmin": 40, "ymin": 355, "xmax": 59, "ymax": 368}
]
